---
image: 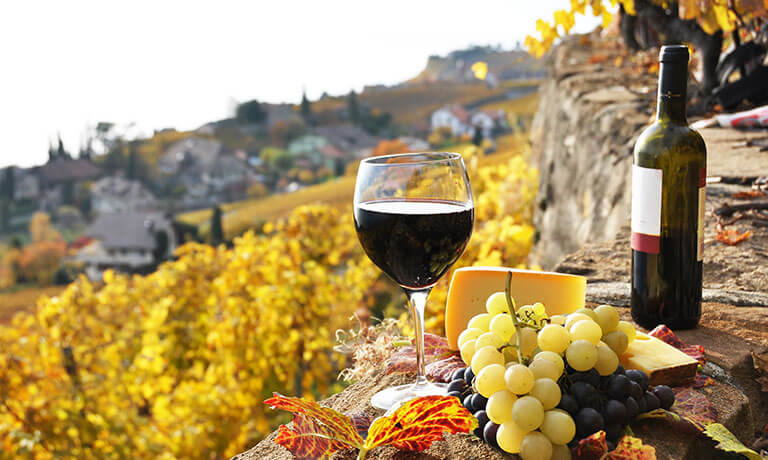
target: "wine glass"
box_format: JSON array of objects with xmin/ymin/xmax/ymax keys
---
[{"xmin": 353, "ymin": 152, "xmax": 474, "ymax": 410}]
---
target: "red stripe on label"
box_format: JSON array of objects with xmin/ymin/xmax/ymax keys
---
[
  {"xmin": 632, "ymin": 232, "xmax": 660, "ymax": 254},
  {"xmin": 699, "ymin": 167, "xmax": 706, "ymax": 187}
]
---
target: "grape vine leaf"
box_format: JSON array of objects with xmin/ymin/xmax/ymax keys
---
[
  {"xmin": 671, "ymin": 388, "xmax": 717, "ymax": 430},
  {"xmin": 265, "ymin": 393, "xmax": 364, "ymax": 459},
  {"xmin": 360, "ymin": 396, "xmax": 476, "ymax": 455},
  {"xmin": 426, "ymin": 355, "xmax": 465, "ymax": 383},
  {"xmin": 386, "ymin": 333, "xmax": 455, "ymax": 376},
  {"xmin": 703, "ymin": 423, "xmax": 764, "ymax": 460},
  {"xmin": 574, "ymin": 430, "xmax": 609, "ymax": 459},
  {"xmin": 347, "ymin": 411, "xmax": 375, "ymax": 439}
]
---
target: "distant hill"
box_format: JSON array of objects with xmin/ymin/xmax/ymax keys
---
[{"xmin": 409, "ymin": 45, "xmax": 545, "ymax": 84}]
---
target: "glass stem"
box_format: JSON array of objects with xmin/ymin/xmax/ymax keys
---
[{"xmin": 405, "ymin": 287, "xmax": 431, "ymax": 386}]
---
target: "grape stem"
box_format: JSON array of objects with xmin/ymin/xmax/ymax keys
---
[{"xmin": 504, "ymin": 272, "xmax": 525, "ymax": 364}]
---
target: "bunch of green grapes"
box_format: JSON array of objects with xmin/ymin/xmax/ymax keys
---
[{"xmin": 450, "ymin": 295, "xmax": 664, "ymax": 460}]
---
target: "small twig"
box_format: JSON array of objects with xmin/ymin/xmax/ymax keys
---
[{"xmin": 714, "ymin": 201, "xmax": 768, "ymax": 217}]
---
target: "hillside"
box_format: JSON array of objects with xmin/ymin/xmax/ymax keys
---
[{"xmin": 410, "ymin": 45, "xmax": 545, "ymax": 84}]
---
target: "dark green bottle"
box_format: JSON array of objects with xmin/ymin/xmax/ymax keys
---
[{"xmin": 630, "ymin": 45, "xmax": 707, "ymax": 330}]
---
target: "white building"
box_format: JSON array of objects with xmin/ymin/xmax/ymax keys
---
[
  {"xmin": 470, "ymin": 109, "xmax": 507, "ymax": 139},
  {"xmin": 430, "ymin": 105, "xmax": 471, "ymax": 136},
  {"xmin": 75, "ymin": 212, "xmax": 177, "ymax": 280},
  {"xmin": 91, "ymin": 176, "xmax": 157, "ymax": 214}
]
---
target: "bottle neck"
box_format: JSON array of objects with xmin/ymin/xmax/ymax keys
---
[{"xmin": 656, "ymin": 61, "xmax": 688, "ymax": 124}]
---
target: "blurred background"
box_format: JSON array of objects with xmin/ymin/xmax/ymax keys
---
[{"xmin": 1, "ymin": 0, "xmax": 766, "ymax": 458}]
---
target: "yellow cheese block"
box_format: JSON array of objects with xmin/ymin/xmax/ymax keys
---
[
  {"xmin": 620, "ymin": 333, "xmax": 699, "ymax": 386},
  {"xmin": 445, "ymin": 267, "xmax": 586, "ymax": 350}
]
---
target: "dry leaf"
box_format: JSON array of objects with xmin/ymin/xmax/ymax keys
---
[
  {"xmin": 703, "ymin": 423, "xmax": 763, "ymax": 460},
  {"xmin": 360, "ymin": 396, "xmax": 476, "ymax": 455},
  {"xmin": 386, "ymin": 333, "xmax": 455, "ymax": 376},
  {"xmin": 574, "ymin": 431, "xmax": 656, "ymax": 460},
  {"xmin": 716, "ymin": 227, "xmax": 753, "ymax": 245}
]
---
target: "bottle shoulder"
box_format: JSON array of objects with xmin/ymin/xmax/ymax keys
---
[{"xmin": 634, "ymin": 121, "xmax": 706, "ymax": 157}]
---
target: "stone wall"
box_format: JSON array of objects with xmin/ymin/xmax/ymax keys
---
[{"xmin": 529, "ymin": 34, "xmax": 657, "ymax": 268}]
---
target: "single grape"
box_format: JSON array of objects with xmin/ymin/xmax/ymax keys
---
[
  {"xmin": 520, "ymin": 327, "xmax": 538, "ymax": 357},
  {"xmin": 551, "ymin": 443, "xmax": 573, "ymax": 460},
  {"xmin": 468, "ymin": 313, "xmax": 492, "ymax": 331},
  {"xmin": 557, "ymin": 393, "xmax": 579, "ymax": 416},
  {"xmin": 534, "ymin": 350, "xmax": 565, "ymax": 375},
  {"xmin": 575, "ymin": 407, "xmax": 604, "ymax": 439},
  {"xmin": 570, "ymin": 320, "xmax": 603, "ymax": 345},
  {"xmin": 615, "ymin": 365, "xmax": 626, "ymax": 375},
  {"xmin": 617, "ymin": 320, "xmax": 636, "ymax": 344},
  {"xmin": 463, "ymin": 394, "xmax": 474, "ymax": 412},
  {"xmin": 487, "ymin": 390, "xmax": 517, "ymax": 424},
  {"xmin": 486, "ymin": 291, "xmax": 511, "ymax": 316},
  {"xmin": 511, "ymin": 396, "xmax": 545, "ymax": 431},
  {"xmin": 605, "ymin": 423, "xmax": 624, "ymax": 442},
  {"xmin": 603, "ymin": 331, "xmax": 629, "ymax": 356},
  {"xmin": 471, "ymin": 393, "xmax": 488, "ymax": 412},
  {"xmin": 653, "ymin": 385, "xmax": 675, "ymax": 410},
  {"xmin": 594, "ymin": 342, "xmax": 619, "ymax": 376},
  {"xmin": 476, "ymin": 363, "xmax": 507, "ymax": 397},
  {"xmin": 605, "ymin": 374, "xmax": 631, "ymax": 400},
  {"xmin": 565, "ymin": 340, "xmax": 598, "ymax": 372},
  {"xmin": 473, "ymin": 410, "xmax": 489, "ymax": 438},
  {"xmin": 603, "ymin": 399, "xmax": 627, "ymax": 425},
  {"xmin": 571, "ymin": 381, "xmax": 600, "ymax": 410},
  {"xmin": 475, "ymin": 331, "xmax": 505, "ymax": 350},
  {"xmin": 538, "ymin": 324, "xmax": 571, "ymax": 354},
  {"xmin": 625, "ymin": 369, "xmax": 649, "ymax": 391},
  {"xmin": 496, "ymin": 420, "xmax": 527, "ymax": 454},
  {"xmin": 625, "ymin": 396, "xmax": 639, "ymax": 420},
  {"xmin": 528, "ymin": 358, "xmax": 562, "ymax": 381},
  {"xmin": 471, "ymin": 345, "xmax": 504, "ymax": 374},
  {"xmin": 530, "ymin": 378, "xmax": 561, "ymax": 410},
  {"xmin": 549, "ymin": 314, "xmax": 566, "ymax": 325},
  {"xmin": 643, "ymin": 391, "xmax": 660, "ymax": 412},
  {"xmin": 565, "ymin": 313, "xmax": 593, "ymax": 331},
  {"xmin": 484, "ymin": 421, "xmax": 501, "ymax": 449},
  {"xmin": 490, "ymin": 313, "xmax": 516, "ymax": 342},
  {"xmin": 636, "ymin": 394, "xmax": 648, "ymax": 413},
  {"xmin": 520, "ymin": 431, "xmax": 553, "ymax": 460},
  {"xmin": 518, "ymin": 304, "xmax": 534, "ymax": 319},
  {"xmin": 628, "ymin": 381, "xmax": 643, "ymax": 400},
  {"xmin": 532, "ymin": 302, "xmax": 547, "ymax": 316},
  {"xmin": 464, "ymin": 366, "xmax": 476, "ymax": 385},
  {"xmin": 447, "ymin": 391, "xmax": 462, "ymax": 398},
  {"xmin": 505, "ymin": 364, "xmax": 535, "ymax": 395},
  {"xmin": 594, "ymin": 305, "xmax": 620, "ymax": 333},
  {"xmin": 458, "ymin": 328, "xmax": 483, "ymax": 348},
  {"xmin": 460, "ymin": 339, "xmax": 476, "ymax": 366},
  {"xmin": 451, "ymin": 368, "xmax": 467, "ymax": 382},
  {"xmin": 447, "ymin": 379, "xmax": 469, "ymax": 395},
  {"xmin": 540, "ymin": 408, "xmax": 576, "ymax": 445},
  {"xmin": 574, "ymin": 307, "xmax": 599, "ymax": 323}
]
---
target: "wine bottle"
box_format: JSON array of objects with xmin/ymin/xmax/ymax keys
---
[{"xmin": 630, "ymin": 45, "xmax": 707, "ymax": 330}]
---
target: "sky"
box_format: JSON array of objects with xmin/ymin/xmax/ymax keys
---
[{"xmin": 0, "ymin": 1, "xmax": 602, "ymax": 168}]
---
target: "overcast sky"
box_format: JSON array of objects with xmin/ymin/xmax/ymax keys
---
[{"xmin": 0, "ymin": 1, "xmax": 601, "ymax": 168}]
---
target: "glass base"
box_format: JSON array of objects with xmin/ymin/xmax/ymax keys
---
[{"xmin": 370, "ymin": 381, "xmax": 448, "ymax": 411}]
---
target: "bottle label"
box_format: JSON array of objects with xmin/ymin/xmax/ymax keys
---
[
  {"xmin": 631, "ymin": 165, "xmax": 662, "ymax": 254},
  {"xmin": 697, "ymin": 167, "xmax": 706, "ymax": 261}
]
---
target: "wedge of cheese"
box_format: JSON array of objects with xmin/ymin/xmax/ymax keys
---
[
  {"xmin": 620, "ymin": 333, "xmax": 699, "ymax": 386},
  {"xmin": 445, "ymin": 267, "xmax": 586, "ymax": 350}
]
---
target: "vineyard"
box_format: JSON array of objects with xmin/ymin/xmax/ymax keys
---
[{"xmin": 0, "ymin": 140, "xmax": 538, "ymax": 458}]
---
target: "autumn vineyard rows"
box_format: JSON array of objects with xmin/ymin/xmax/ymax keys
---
[{"xmin": 0, "ymin": 146, "xmax": 537, "ymax": 458}]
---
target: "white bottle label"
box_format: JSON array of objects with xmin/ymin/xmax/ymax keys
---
[{"xmin": 631, "ymin": 165, "xmax": 662, "ymax": 254}]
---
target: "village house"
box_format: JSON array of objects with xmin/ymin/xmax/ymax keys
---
[
  {"xmin": 313, "ymin": 124, "xmax": 380, "ymax": 159},
  {"xmin": 430, "ymin": 104, "xmax": 508, "ymax": 138},
  {"xmin": 38, "ymin": 157, "xmax": 100, "ymax": 210},
  {"xmin": 75, "ymin": 211, "xmax": 176, "ymax": 280},
  {"xmin": 91, "ymin": 176, "xmax": 157, "ymax": 214}
]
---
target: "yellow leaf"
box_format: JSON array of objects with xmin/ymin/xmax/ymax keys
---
[
  {"xmin": 471, "ymin": 61, "xmax": 488, "ymax": 80},
  {"xmin": 703, "ymin": 423, "xmax": 763, "ymax": 460}
]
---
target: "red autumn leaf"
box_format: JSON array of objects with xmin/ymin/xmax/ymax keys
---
[
  {"xmin": 360, "ymin": 396, "xmax": 476, "ymax": 455},
  {"xmin": 732, "ymin": 190, "xmax": 766, "ymax": 199},
  {"xmin": 716, "ymin": 227, "xmax": 752, "ymax": 245},
  {"xmin": 426, "ymin": 355, "xmax": 465, "ymax": 383},
  {"xmin": 386, "ymin": 333, "xmax": 455, "ymax": 375},
  {"xmin": 265, "ymin": 393, "xmax": 363, "ymax": 459},
  {"xmin": 671, "ymin": 388, "xmax": 718, "ymax": 431},
  {"xmin": 574, "ymin": 431, "xmax": 656, "ymax": 460},
  {"xmin": 346, "ymin": 411, "xmax": 375, "ymax": 439}
]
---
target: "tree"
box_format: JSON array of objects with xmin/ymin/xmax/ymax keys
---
[
  {"xmin": 268, "ymin": 120, "xmax": 306, "ymax": 147},
  {"xmin": 153, "ymin": 230, "xmax": 169, "ymax": 263},
  {"xmin": 29, "ymin": 212, "xmax": 62, "ymax": 243},
  {"xmin": 300, "ymin": 90, "xmax": 312, "ymax": 123},
  {"xmin": 236, "ymin": 100, "xmax": 267, "ymax": 124},
  {"xmin": 56, "ymin": 135, "xmax": 69, "ymax": 159},
  {"xmin": 209, "ymin": 205, "xmax": 224, "ymax": 245},
  {"xmin": 1, "ymin": 167, "xmax": 14, "ymax": 201},
  {"xmin": 347, "ymin": 90, "xmax": 360, "ymax": 125},
  {"xmin": 472, "ymin": 126, "xmax": 484, "ymax": 147}
]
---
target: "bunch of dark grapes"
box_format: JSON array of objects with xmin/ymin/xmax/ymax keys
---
[{"xmin": 557, "ymin": 366, "xmax": 675, "ymax": 449}]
